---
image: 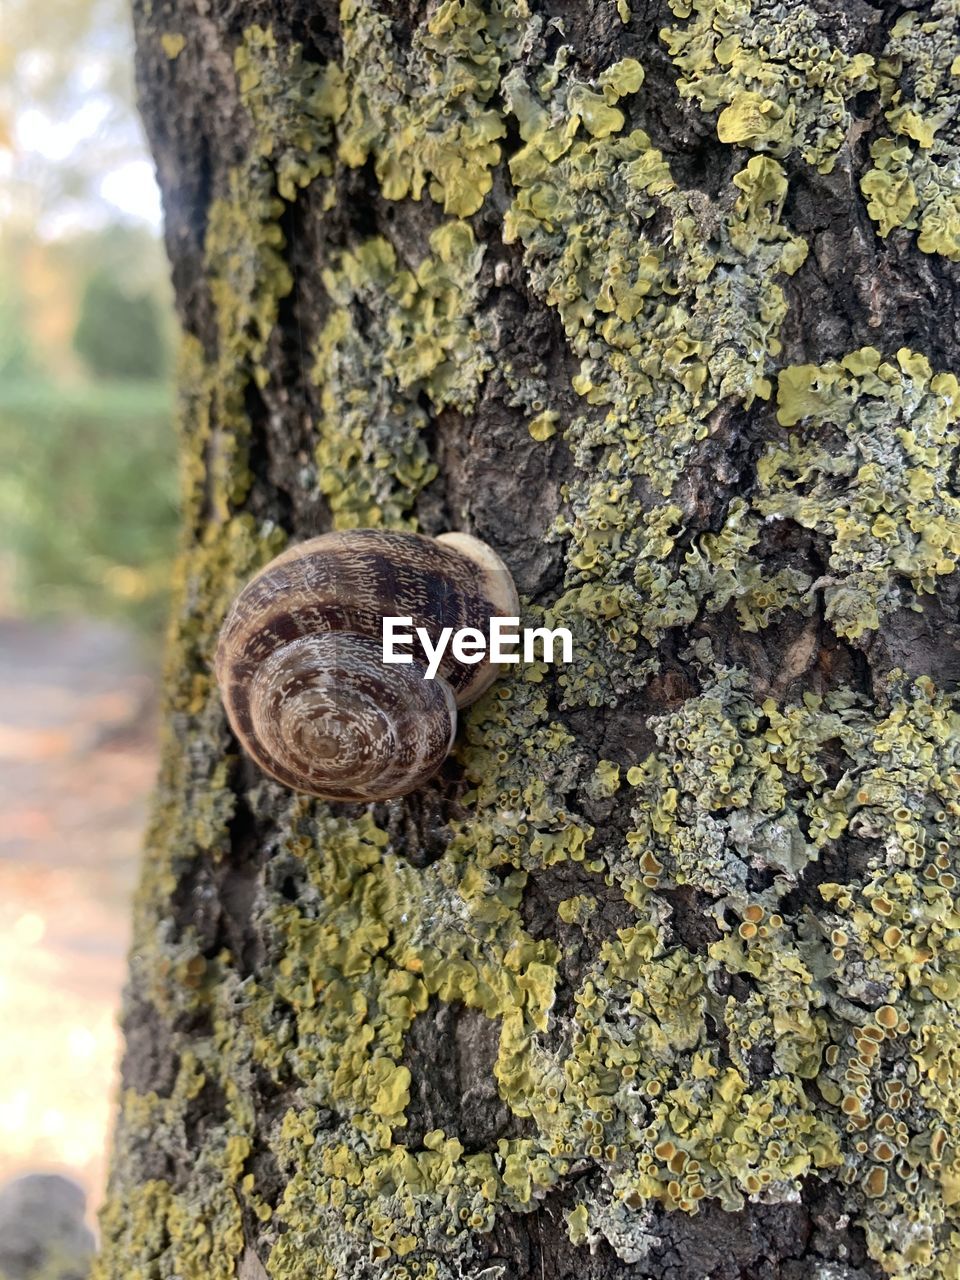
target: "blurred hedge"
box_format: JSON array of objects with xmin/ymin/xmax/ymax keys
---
[{"xmin": 0, "ymin": 377, "xmax": 179, "ymax": 637}]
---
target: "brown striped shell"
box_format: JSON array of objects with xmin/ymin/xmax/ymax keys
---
[{"xmin": 214, "ymin": 529, "xmax": 519, "ymax": 802}]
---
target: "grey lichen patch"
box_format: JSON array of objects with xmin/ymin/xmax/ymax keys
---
[
  {"xmin": 311, "ymin": 221, "xmax": 492, "ymax": 528},
  {"xmin": 763, "ymin": 347, "xmax": 960, "ymax": 638},
  {"xmin": 132, "ymin": 513, "xmax": 287, "ymax": 1003},
  {"xmin": 98, "ymin": 1054, "xmax": 250, "ymax": 1280},
  {"xmin": 661, "ymin": 0, "xmax": 876, "ymax": 173},
  {"xmin": 617, "ymin": 662, "xmax": 846, "ymax": 900},
  {"xmin": 861, "ymin": 0, "xmax": 960, "ymax": 261},
  {"xmin": 131, "ymin": 335, "xmax": 286, "ymax": 963}
]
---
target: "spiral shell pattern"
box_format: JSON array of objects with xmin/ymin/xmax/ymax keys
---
[{"xmin": 214, "ymin": 530, "xmax": 518, "ymax": 801}]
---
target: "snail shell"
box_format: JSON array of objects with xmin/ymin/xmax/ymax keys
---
[{"xmin": 214, "ymin": 529, "xmax": 519, "ymax": 802}]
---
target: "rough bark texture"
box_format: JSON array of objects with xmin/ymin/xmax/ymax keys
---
[{"xmin": 98, "ymin": 2, "xmax": 960, "ymax": 1279}]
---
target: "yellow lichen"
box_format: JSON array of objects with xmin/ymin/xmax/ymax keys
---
[
  {"xmin": 861, "ymin": 1, "xmax": 960, "ymax": 261},
  {"xmin": 662, "ymin": 0, "xmax": 876, "ymax": 173}
]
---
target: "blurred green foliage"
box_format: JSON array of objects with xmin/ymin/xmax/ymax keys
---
[
  {"xmin": 0, "ymin": 290, "xmax": 36, "ymax": 381},
  {"xmin": 0, "ymin": 216, "xmax": 180, "ymax": 640},
  {"xmin": 3, "ymin": 0, "xmax": 183, "ymax": 641},
  {"xmin": 74, "ymin": 270, "xmax": 171, "ymax": 381},
  {"xmin": 0, "ymin": 377, "xmax": 179, "ymax": 636}
]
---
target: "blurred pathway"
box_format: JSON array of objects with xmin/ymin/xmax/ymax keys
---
[{"xmin": 0, "ymin": 615, "xmax": 158, "ymax": 1217}]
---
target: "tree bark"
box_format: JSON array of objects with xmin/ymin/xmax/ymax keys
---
[{"xmin": 98, "ymin": 2, "xmax": 960, "ymax": 1279}]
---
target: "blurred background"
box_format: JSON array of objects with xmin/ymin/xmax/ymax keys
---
[{"xmin": 1, "ymin": 0, "xmax": 177, "ymax": 1269}]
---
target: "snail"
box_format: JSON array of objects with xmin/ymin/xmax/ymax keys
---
[{"xmin": 214, "ymin": 529, "xmax": 519, "ymax": 802}]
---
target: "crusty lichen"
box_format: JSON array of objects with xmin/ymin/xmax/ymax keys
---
[
  {"xmin": 337, "ymin": 0, "xmax": 533, "ymax": 217},
  {"xmin": 203, "ymin": 165, "xmax": 291, "ymax": 508},
  {"xmin": 235, "ymin": 25, "xmax": 346, "ymax": 202},
  {"xmin": 100, "ymin": 8, "xmax": 960, "ymax": 1280},
  {"xmin": 98, "ymin": 1059, "xmax": 248, "ymax": 1280},
  {"xmin": 311, "ymin": 221, "xmax": 491, "ymax": 528},
  {"xmin": 101, "ymin": 639, "xmax": 960, "ymax": 1280},
  {"xmin": 202, "ymin": 24, "xmax": 348, "ymax": 513},
  {"xmin": 762, "ymin": 347, "xmax": 960, "ymax": 637},
  {"xmin": 96, "ymin": 351, "xmax": 287, "ymax": 1278},
  {"xmin": 503, "ymin": 51, "xmax": 809, "ymax": 690},
  {"xmin": 605, "ymin": 663, "xmax": 960, "ymax": 1267},
  {"xmin": 861, "ymin": 0, "xmax": 960, "ymax": 261},
  {"xmin": 661, "ymin": 0, "xmax": 876, "ymax": 173}
]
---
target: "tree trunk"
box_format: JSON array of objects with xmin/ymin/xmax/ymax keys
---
[{"xmin": 98, "ymin": 2, "xmax": 960, "ymax": 1278}]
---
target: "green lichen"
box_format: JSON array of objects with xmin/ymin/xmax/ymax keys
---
[
  {"xmin": 662, "ymin": 0, "xmax": 876, "ymax": 173},
  {"xmin": 607, "ymin": 663, "xmax": 960, "ymax": 1264},
  {"xmin": 527, "ymin": 409, "xmax": 559, "ymax": 441},
  {"xmin": 311, "ymin": 221, "xmax": 491, "ymax": 527},
  {"xmin": 503, "ymin": 51, "xmax": 808, "ymax": 686},
  {"xmin": 201, "ymin": 24, "xmax": 353, "ymax": 514},
  {"xmin": 98, "ymin": 1060, "xmax": 248, "ymax": 1280},
  {"xmin": 600, "ymin": 341, "xmax": 960, "ymax": 649},
  {"xmin": 250, "ymin": 663, "xmax": 960, "ymax": 1273},
  {"xmin": 101, "ymin": 514, "xmax": 960, "ymax": 1280},
  {"xmin": 203, "ymin": 164, "xmax": 291, "ymax": 507},
  {"xmin": 861, "ymin": 0, "xmax": 960, "ymax": 261},
  {"xmin": 205, "ymin": 170, "xmax": 290, "ymax": 385},
  {"xmin": 557, "ymin": 341, "xmax": 960, "ymax": 650},
  {"xmin": 337, "ymin": 0, "xmax": 533, "ymax": 216},
  {"xmin": 761, "ymin": 347, "xmax": 960, "ymax": 638},
  {"xmin": 235, "ymin": 26, "xmax": 346, "ymax": 201},
  {"xmin": 589, "ymin": 759, "xmax": 622, "ymax": 799}
]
